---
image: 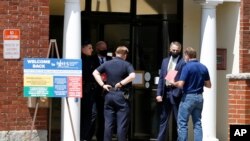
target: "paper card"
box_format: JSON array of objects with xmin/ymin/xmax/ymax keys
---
[
  {"xmin": 165, "ymin": 70, "xmax": 178, "ymax": 82},
  {"xmin": 101, "ymin": 73, "xmax": 107, "ymax": 82}
]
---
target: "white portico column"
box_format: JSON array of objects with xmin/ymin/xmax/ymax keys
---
[
  {"xmin": 61, "ymin": 0, "xmax": 81, "ymax": 141},
  {"xmin": 196, "ymin": 1, "xmax": 222, "ymax": 141}
]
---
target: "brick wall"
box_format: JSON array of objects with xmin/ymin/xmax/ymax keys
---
[
  {"xmin": 228, "ymin": 79, "xmax": 250, "ymax": 124},
  {"xmin": 240, "ymin": 0, "xmax": 250, "ymax": 72},
  {"xmin": 227, "ymin": 0, "xmax": 250, "ymax": 140},
  {"xmin": 0, "ymin": 0, "xmax": 49, "ymax": 132},
  {"xmin": 227, "ymin": 78, "xmax": 250, "ymax": 140}
]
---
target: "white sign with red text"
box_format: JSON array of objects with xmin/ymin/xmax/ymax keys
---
[{"xmin": 3, "ymin": 29, "xmax": 20, "ymax": 59}]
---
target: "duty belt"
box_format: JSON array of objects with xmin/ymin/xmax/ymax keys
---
[
  {"xmin": 108, "ymin": 87, "xmax": 129, "ymax": 99},
  {"xmin": 109, "ymin": 87, "xmax": 122, "ymax": 91}
]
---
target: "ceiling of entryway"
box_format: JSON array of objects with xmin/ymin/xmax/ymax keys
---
[
  {"xmin": 49, "ymin": 0, "xmax": 177, "ymax": 16},
  {"xmin": 50, "ymin": 0, "xmax": 85, "ymax": 15}
]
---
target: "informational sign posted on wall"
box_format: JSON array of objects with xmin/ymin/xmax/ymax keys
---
[
  {"xmin": 3, "ymin": 29, "xmax": 20, "ymax": 59},
  {"xmin": 23, "ymin": 58, "xmax": 82, "ymax": 98}
]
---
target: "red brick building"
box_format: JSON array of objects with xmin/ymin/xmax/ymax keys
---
[{"xmin": 0, "ymin": 0, "xmax": 49, "ymax": 140}]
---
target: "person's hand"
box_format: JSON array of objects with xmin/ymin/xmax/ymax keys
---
[
  {"xmin": 103, "ymin": 84, "xmax": 112, "ymax": 91},
  {"xmin": 115, "ymin": 82, "xmax": 123, "ymax": 88},
  {"xmin": 156, "ymin": 96, "xmax": 163, "ymax": 102},
  {"xmin": 169, "ymin": 80, "xmax": 175, "ymax": 86},
  {"xmin": 165, "ymin": 80, "xmax": 175, "ymax": 87}
]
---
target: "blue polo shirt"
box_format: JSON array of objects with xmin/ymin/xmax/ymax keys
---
[
  {"xmin": 179, "ymin": 59, "xmax": 210, "ymax": 94},
  {"xmin": 96, "ymin": 57, "xmax": 134, "ymax": 87}
]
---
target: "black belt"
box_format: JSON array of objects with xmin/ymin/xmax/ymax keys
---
[
  {"xmin": 109, "ymin": 87, "xmax": 122, "ymax": 91},
  {"xmin": 108, "ymin": 87, "xmax": 129, "ymax": 99}
]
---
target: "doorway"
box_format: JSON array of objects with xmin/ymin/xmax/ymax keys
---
[
  {"xmin": 130, "ymin": 23, "xmax": 162, "ymax": 140},
  {"xmin": 48, "ymin": 12, "xmax": 182, "ymax": 141}
]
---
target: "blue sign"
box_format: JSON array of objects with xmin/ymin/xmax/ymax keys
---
[{"xmin": 23, "ymin": 58, "xmax": 82, "ymax": 98}]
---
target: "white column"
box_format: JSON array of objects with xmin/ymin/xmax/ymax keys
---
[
  {"xmin": 199, "ymin": 1, "xmax": 221, "ymax": 141},
  {"xmin": 61, "ymin": 0, "xmax": 81, "ymax": 141}
]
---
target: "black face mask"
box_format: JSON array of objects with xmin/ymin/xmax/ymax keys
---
[
  {"xmin": 169, "ymin": 52, "xmax": 180, "ymax": 58},
  {"xmin": 98, "ymin": 50, "xmax": 107, "ymax": 56}
]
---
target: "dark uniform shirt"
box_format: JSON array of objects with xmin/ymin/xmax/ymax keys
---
[
  {"xmin": 96, "ymin": 57, "xmax": 134, "ymax": 88},
  {"xmin": 95, "ymin": 56, "xmax": 134, "ymax": 141}
]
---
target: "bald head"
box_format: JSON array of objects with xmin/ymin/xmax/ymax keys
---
[
  {"xmin": 95, "ymin": 41, "xmax": 108, "ymax": 56},
  {"xmin": 96, "ymin": 41, "xmax": 107, "ymax": 51}
]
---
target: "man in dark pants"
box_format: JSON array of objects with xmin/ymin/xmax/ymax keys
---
[
  {"xmin": 156, "ymin": 41, "xmax": 186, "ymax": 141},
  {"xmin": 92, "ymin": 41, "xmax": 112, "ymax": 141},
  {"xmin": 81, "ymin": 40, "xmax": 112, "ymax": 141},
  {"xmin": 93, "ymin": 46, "xmax": 135, "ymax": 141},
  {"xmin": 81, "ymin": 40, "xmax": 99, "ymax": 141}
]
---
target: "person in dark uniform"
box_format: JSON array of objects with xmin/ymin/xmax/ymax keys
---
[
  {"xmin": 81, "ymin": 40, "xmax": 112, "ymax": 141},
  {"xmin": 93, "ymin": 46, "xmax": 135, "ymax": 141},
  {"xmin": 156, "ymin": 41, "xmax": 186, "ymax": 141},
  {"xmin": 91, "ymin": 41, "xmax": 112, "ymax": 141},
  {"xmin": 80, "ymin": 40, "xmax": 100, "ymax": 141}
]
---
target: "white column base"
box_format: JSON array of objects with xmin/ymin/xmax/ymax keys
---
[{"xmin": 203, "ymin": 136, "xmax": 219, "ymax": 141}]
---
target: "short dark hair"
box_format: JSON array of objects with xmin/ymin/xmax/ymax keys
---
[{"xmin": 82, "ymin": 40, "xmax": 92, "ymax": 48}]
